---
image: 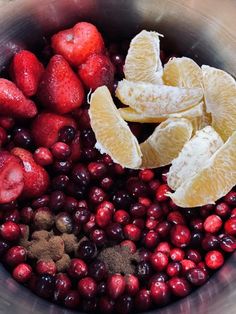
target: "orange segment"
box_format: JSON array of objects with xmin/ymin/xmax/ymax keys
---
[
  {"xmin": 89, "ymin": 86, "xmax": 142, "ymax": 169},
  {"xmin": 140, "ymin": 118, "xmax": 193, "ymax": 169},
  {"xmin": 168, "ymin": 131, "xmax": 236, "ymax": 207}
]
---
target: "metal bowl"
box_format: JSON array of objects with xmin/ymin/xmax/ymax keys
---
[{"xmin": 0, "ymin": 0, "xmax": 235, "ymax": 313}]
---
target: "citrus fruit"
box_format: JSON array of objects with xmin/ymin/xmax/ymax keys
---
[
  {"xmin": 116, "ymin": 79, "xmax": 203, "ymax": 116},
  {"xmin": 163, "ymin": 57, "xmax": 202, "ymax": 88},
  {"xmin": 124, "ymin": 30, "xmax": 163, "ymax": 84},
  {"xmin": 202, "ymin": 65, "xmax": 236, "ymax": 141},
  {"xmin": 167, "ymin": 126, "xmax": 223, "ymax": 190},
  {"xmin": 118, "ymin": 102, "xmax": 204, "ymax": 123},
  {"xmin": 167, "ymin": 130, "xmax": 236, "ymax": 207},
  {"xmin": 140, "ymin": 118, "xmax": 193, "ymax": 169},
  {"xmin": 89, "ymin": 86, "xmax": 142, "ymax": 168}
]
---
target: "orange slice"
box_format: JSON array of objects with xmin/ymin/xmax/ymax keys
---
[
  {"xmin": 168, "ymin": 131, "xmax": 236, "ymax": 207},
  {"xmin": 89, "ymin": 86, "xmax": 142, "ymax": 168},
  {"xmin": 140, "ymin": 118, "xmax": 193, "ymax": 168}
]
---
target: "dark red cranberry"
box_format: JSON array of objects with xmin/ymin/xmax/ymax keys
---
[
  {"xmin": 186, "ymin": 249, "xmax": 201, "ymax": 264},
  {"xmin": 133, "ymin": 218, "xmax": 145, "ymax": 229},
  {"xmin": 168, "ymin": 277, "xmax": 191, "ymax": 297},
  {"xmin": 83, "ymin": 214, "xmax": 96, "ymax": 233},
  {"xmin": 200, "ymin": 204, "xmax": 214, "ymax": 218},
  {"xmin": 170, "ymin": 225, "xmax": 191, "ymax": 248},
  {"xmin": 204, "ymin": 215, "xmax": 222, "ymax": 233},
  {"xmin": 150, "ymin": 251, "xmax": 168, "ymax": 271},
  {"xmin": 150, "ymin": 281, "xmax": 170, "ymax": 305},
  {"xmin": 0, "ymin": 240, "xmax": 10, "ymax": 258},
  {"xmin": 147, "ymin": 203, "xmax": 163, "ymax": 219},
  {"xmin": 52, "ymin": 175, "xmax": 69, "ymax": 191},
  {"xmin": 190, "ymin": 218, "xmax": 203, "ymax": 231},
  {"xmin": 54, "ymin": 273, "xmax": 72, "ymax": 301},
  {"xmin": 78, "ymin": 109, "xmax": 91, "ymax": 129},
  {"xmin": 190, "ymin": 231, "xmax": 203, "ymax": 247},
  {"xmin": 36, "ymin": 260, "xmax": 56, "ymax": 275},
  {"xmin": 34, "ymin": 147, "xmax": 53, "ymax": 166},
  {"xmin": 49, "ymin": 191, "xmax": 65, "ymax": 212},
  {"xmin": 144, "ymin": 230, "xmax": 159, "ymax": 249},
  {"xmin": 64, "ymin": 290, "xmax": 80, "ymax": 309},
  {"xmin": 139, "ymin": 197, "xmax": 151, "ymax": 207},
  {"xmin": 215, "ymin": 202, "xmax": 230, "ymax": 217},
  {"xmin": 67, "ymin": 258, "xmax": 88, "ymax": 279},
  {"xmin": 74, "ymin": 208, "xmax": 91, "ymax": 224},
  {"xmin": 82, "ymin": 147, "xmax": 99, "ymax": 161},
  {"xmin": 123, "ymin": 224, "xmax": 141, "ymax": 241},
  {"xmin": 59, "ymin": 126, "xmax": 76, "ymax": 143},
  {"xmin": 156, "ymin": 184, "xmax": 171, "ymax": 202},
  {"xmin": 114, "ymin": 210, "xmax": 130, "ymax": 225},
  {"xmin": 89, "ymin": 260, "xmax": 108, "ymax": 281},
  {"xmin": 180, "ymin": 259, "xmax": 196, "ymax": 274},
  {"xmin": 168, "ymin": 211, "xmax": 185, "ymax": 225},
  {"xmin": 35, "ymin": 274, "xmax": 55, "ymax": 299},
  {"xmin": 224, "ymin": 218, "xmax": 236, "ymax": 236},
  {"xmin": 100, "ymin": 177, "xmax": 113, "ymax": 190},
  {"xmin": 130, "ymin": 203, "xmax": 146, "ymax": 218},
  {"xmin": 167, "ymin": 262, "xmax": 182, "ymax": 277},
  {"xmin": 4, "ymin": 245, "xmax": 26, "ymax": 267},
  {"xmin": 205, "ymin": 250, "xmax": 224, "ymax": 269},
  {"xmin": 4, "ymin": 209, "xmax": 20, "ymax": 223},
  {"xmin": 116, "ymin": 294, "xmax": 134, "ymax": 314},
  {"xmin": 77, "ymin": 240, "xmax": 97, "ymax": 262},
  {"xmin": 89, "ymin": 187, "xmax": 106, "ymax": 204},
  {"xmin": 138, "ymin": 248, "xmax": 151, "ymax": 262},
  {"xmin": 170, "ymin": 248, "xmax": 185, "ymax": 262},
  {"xmin": 139, "ymin": 169, "xmax": 154, "ymax": 182},
  {"xmin": 88, "ymin": 162, "xmax": 107, "ymax": 179},
  {"xmin": 12, "ymin": 263, "xmax": 32, "ymax": 283},
  {"xmin": 112, "ymin": 190, "xmax": 133, "ymax": 209},
  {"xmin": 53, "ymin": 160, "xmax": 72, "ymax": 174},
  {"xmin": 126, "ymin": 178, "xmax": 148, "ymax": 198},
  {"xmin": 96, "ymin": 206, "xmax": 112, "ymax": 228},
  {"xmin": 81, "ymin": 298, "xmax": 98, "ymax": 313},
  {"xmin": 90, "ymin": 229, "xmax": 107, "ymax": 247},
  {"xmin": 78, "ymin": 277, "xmax": 97, "ymax": 299},
  {"xmin": 13, "ymin": 128, "xmax": 32, "ymax": 148},
  {"xmin": 155, "ymin": 242, "xmax": 171, "ymax": 256},
  {"xmin": 224, "ymin": 191, "xmax": 236, "ymax": 206},
  {"xmin": 32, "ymin": 195, "xmax": 50, "ymax": 209},
  {"xmin": 106, "ymin": 223, "xmax": 124, "ymax": 242},
  {"xmin": 145, "ymin": 217, "xmax": 158, "ymax": 230},
  {"xmin": 220, "ymin": 234, "xmax": 236, "ymax": 252},
  {"xmin": 156, "ymin": 221, "xmax": 171, "ymax": 238},
  {"xmin": 125, "ymin": 274, "xmax": 139, "ymax": 296},
  {"xmin": 149, "ymin": 179, "xmax": 161, "ymax": 193},
  {"xmin": 51, "ymin": 142, "xmax": 71, "ymax": 160},
  {"xmin": 99, "ymin": 296, "xmax": 115, "ymax": 313},
  {"xmin": 135, "ymin": 289, "xmax": 152, "ymax": 312},
  {"xmin": 70, "ymin": 131, "xmax": 82, "ymax": 161},
  {"xmin": 186, "ymin": 268, "xmax": 208, "ymax": 286},
  {"xmin": 0, "ymin": 201, "xmax": 17, "ymax": 211},
  {"xmin": 107, "ymin": 274, "xmax": 126, "ymax": 299},
  {"xmin": 148, "ymin": 273, "xmax": 169, "ymax": 287},
  {"xmin": 72, "ymin": 163, "xmax": 90, "ymax": 186},
  {"xmin": 136, "ymin": 261, "xmax": 152, "ymax": 281},
  {"xmin": 202, "ymin": 234, "xmax": 219, "ymax": 251},
  {"xmin": 97, "ymin": 282, "xmax": 106, "ymax": 296},
  {"xmin": 20, "ymin": 207, "xmax": 33, "ymax": 224},
  {"xmin": 64, "ymin": 196, "xmax": 79, "ymax": 213},
  {"xmin": 81, "ymin": 128, "xmax": 96, "ymax": 148},
  {"xmin": 0, "ymin": 221, "xmax": 21, "ymax": 242}
]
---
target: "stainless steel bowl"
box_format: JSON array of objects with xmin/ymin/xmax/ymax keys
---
[{"xmin": 0, "ymin": 0, "xmax": 235, "ymax": 313}]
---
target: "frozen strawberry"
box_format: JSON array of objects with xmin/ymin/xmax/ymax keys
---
[
  {"xmin": 0, "ymin": 79, "xmax": 37, "ymax": 118},
  {"xmin": 0, "ymin": 151, "xmax": 24, "ymax": 204},
  {"xmin": 78, "ymin": 54, "xmax": 115, "ymax": 90},
  {"xmin": 31, "ymin": 112, "xmax": 76, "ymax": 148},
  {"xmin": 51, "ymin": 22, "xmax": 105, "ymax": 66},
  {"xmin": 11, "ymin": 147, "xmax": 49, "ymax": 199},
  {"xmin": 38, "ymin": 55, "xmax": 84, "ymax": 114},
  {"xmin": 10, "ymin": 50, "xmax": 44, "ymax": 97}
]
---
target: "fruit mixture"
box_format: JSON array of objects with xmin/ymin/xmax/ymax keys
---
[{"xmin": 0, "ymin": 21, "xmax": 235, "ymax": 313}]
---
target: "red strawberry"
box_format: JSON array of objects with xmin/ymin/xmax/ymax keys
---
[
  {"xmin": 0, "ymin": 79, "xmax": 37, "ymax": 118},
  {"xmin": 31, "ymin": 112, "xmax": 76, "ymax": 148},
  {"xmin": 11, "ymin": 147, "xmax": 49, "ymax": 199},
  {"xmin": 10, "ymin": 50, "xmax": 44, "ymax": 97},
  {"xmin": 0, "ymin": 151, "xmax": 24, "ymax": 204},
  {"xmin": 51, "ymin": 22, "xmax": 105, "ymax": 66},
  {"xmin": 78, "ymin": 54, "xmax": 115, "ymax": 90},
  {"xmin": 38, "ymin": 55, "xmax": 84, "ymax": 114}
]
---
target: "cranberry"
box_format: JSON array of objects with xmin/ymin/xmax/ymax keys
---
[
  {"xmin": 147, "ymin": 203, "xmax": 163, "ymax": 219},
  {"xmin": 35, "ymin": 274, "xmax": 55, "ymax": 299},
  {"xmin": 150, "ymin": 281, "xmax": 170, "ymax": 305},
  {"xmin": 139, "ymin": 197, "xmax": 151, "ymax": 207},
  {"xmin": 180, "ymin": 259, "xmax": 196, "ymax": 274},
  {"xmin": 88, "ymin": 162, "xmax": 107, "ymax": 179},
  {"xmin": 125, "ymin": 274, "xmax": 139, "ymax": 296},
  {"xmin": 120, "ymin": 240, "xmax": 137, "ymax": 253},
  {"xmin": 190, "ymin": 218, "xmax": 203, "ymax": 231},
  {"xmin": 83, "ymin": 214, "xmax": 96, "ymax": 233},
  {"xmin": 186, "ymin": 268, "xmax": 208, "ymax": 286},
  {"xmin": 52, "ymin": 174, "xmax": 69, "ymax": 191},
  {"xmin": 156, "ymin": 221, "xmax": 171, "ymax": 238},
  {"xmin": 100, "ymin": 177, "xmax": 113, "ymax": 190},
  {"xmin": 202, "ymin": 234, "xmax": 219, "ymax": 251},
  {"xmin": 168, "ymin": 211, "xmax": 185, "ymax": 225},
  {"xmin": 0, "ymin": 221, "xmax": 21, "ymax": 242},
  {"xmin": 36, "ymin": 259, "xmax": 56, "ymax": 275},
  {"xmin": 136, "ymin": 261, "xmax": 152, "ymax": 281},
  {"xmin": 0, "ymin": 240, "xmax": 10, "ymax": 258},
  {"xmin": 126, "ymin": 178, "xmax": 147, "ymax": 198},
  {"xmin": 78, "ymin": 109, "xmax": 91, "ymax": 129},
  {"xmin": 155, "ymin": 242, "xmax": 171, "ymax": 255},
  {"xmin": 89, "ymin": 260, "xmax": 108, "ymax": 281},
  {"xmin": 200, "ymin": 204, "xmax": 214, "ymax": 218},
  {"xmin": 77, "ymin": 240, "xmax": 97, "ymax": 262},
  {"xmin": 106, "ymin": 223, "xmax": 124, "ymax": 242},
  {"xmin": 139, "ymin": 169, "xmax": 154, "ymax": 182},
  {"xmin": 53, "ymin": 160, "xmax": 72, "ymax": 174},
  {"xmin": 55, "ymin": 212, "xmax": 73, "ymax": 233},
  {"xmin": 135, "ymin": 289, "xmax": 151, "ymax": 312},
  {"xmin": 170, "ymin": 248, "xmax": 185, "ymax": 262},
  {"xmin": 0, "ymin": 116, "xmax": 14, "ymax": 129},
  {"xmin": 4, "ymin": 246, "xmax": 26, "ymax": 267},
  {"xmin": 204, "ymin": 214, "xmax": 222, "ymax": 233},
  {"xmin": 231, "ymin": 208, "xmax": 236, "ymax": 218},
  {"xmin": 166, "ymin": 262, "xmax": 182, "ymax": 277},
  {"xmin": 72, "ymin": 163, "xmax": 90, "ymax": 186},
  {"xmin": 90, "ymin": 229, "xmax": 107, "ymax": 247},
  {"xmin": 115, "ymin": 294, "xmax": 134, "ymax": 314},
  {"xmin": 130, "ymin": 203, "xmax": 146, "ymax": 218},
  {"xmin": 224, "ymin": 191, "xmax": 236, "ymax": 206},
  {"xmin": 150, "ymin": 251, "xmax": 168, "ymax": 271},
  {"xmin": 169, "ymin": 277, "xmax": 191, "ymax": 297},
  {"xmin": 112, "ymin": 190, "xmax": 133, "ymax": 209},
  {"xmin": 114, "ymin": 210, "xmax": 130, "ymax": 225},
  {"xmin": 78, "ymin": 277, "xmax": 97, "ymax": 299},
  {"xmin": 145, "ymin": 218, "xmax": 158, "ymax": 230},
  {"xmin": 54, "ymin": 273, "xmax": 72, "ymax": 301},
  {"xmin": 170, "ymin": 225, "xmax": 191, "ymax": 248},
  {"xmin": 64, "ymin": 290, "xmax": 80, "ymax": 309},
  {"xmin": 99, "ymin": 296, "xmax": 115, "ymax": 313},
  {"xmin": 96, "ymin": 206, "xmax": 112, "ymax": 228},
  {"xmin": 107, "ymin": 274, "xmax": 126, "ymax": 299},
  {"xmin": 89, "ymin": 186, "xmax": 106, "ymax": 204},
  {"xmin": 74, "ymin": 208, "xmax": 91, "ymax": 224},
  {"xmin": 123, "ymin": 224, "xmax": 141, "ymax": 241},
  {"xmin": 190, "ymin": 231, "xmax": 203, "ymax": 247},
  {"xmin": 205, "ymin": 250, "xmax": 224, "ymax": 269},
  {"xmin": 82, "ymin": 298, "xmax": 98, "ymax": 313},
  {"xmin": 3, "ymin": 209, "xmax": 20, "ymax": 223},
  {"xmin": 32, "ymin": 195, "xmax": 49, "ymax": 209},
  {"xmin": 220, "ymin": 234, "xmax": 236, "ymax": 252},
  {"xmin": 215, "ymin": 202, "xmax": 230, "ymax": 217},
  {"xmin": 148, "ymin": 273, "xmax": 169, "ymax": 286},
  {"xmin": 144, "ymin": 230, "xmax": 159, "ymax": 249},
  {"xmin": 68, "ymin": 258, "xmax": 88, "ymax": 279},
  {"xmin": 156, "ymin": 184, "xmax": 170, "ymax": 202},
  {"xmin": 186, "ymin": 249, "xmax": 201, "ymax": 264},
  {"xmin": 12, "ymin": 263, "xmax": 32, "ymax": 283},
  {"xmin": 64, "ymin": 196, "xmax": 78, "ymax": 213},
  {"xmin": 58, "ymin": 126, "xmax": 76, "ymax": 143},
  {"xmin": 97, "ymin": 281, "xmax": 106, "ymax": 296},
  {"xmin": 81, "ymin": 128, "xmax": 96, "ymax": 148},
  {"xmin": 224, "ymin": 218, "xmax": 236, "ymax": 236},
  {"xmin": 13, "ymin": 128, "xmax": 32, "ymax": 148},
  {"xmin": 34, "ymin": 147, "xmax": 53, "ymax": 166},
  {"xmin": 20, "ymin": 206, "xmax": 33, "ymax": 224}
]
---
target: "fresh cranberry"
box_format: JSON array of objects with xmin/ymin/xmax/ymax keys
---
[
  {"xmin": 170, "ymin": 225, "xmax": 191, "ymax": 248},
  {"xmin": 155, "ymin": 242, "xmax": 171, "ymax": 255},
  {"xmin": 96, "ymin": 206, "xmax": 112, "ymax": 228},
  {"xmin": 53, "ymin": 160, "xmax": 72, "ymax": 174},
  {"xmin": 168, "ymin": 277, "xmax": 191, "ymax": 297},
  {"xmin": 81, "ymin": 128, "xmax": 96, "ymax": 148},
  {"xmin": 88, "ymin": 162, "xmax": 107, "ymax": 179},
  {"xmin": 133, "ymin": 218, "xmax": 145, "ymax": 229},
  {"xmin": 190, "ymin": 218, "xmax": 203, "ymax": 231},
  {"xmin": 136, "ymin": 261, "xmax": 152, "ymax": 281},
  {"xmin": 107, "ymin": 274, "xmax": 126, "ymax": 299},
  {"xmin": 0, "ymin": 240, "xmax": 10, "ymax": 258},
  {"xmin": 51, "ymin": 142, "xmax": 71, "ymax": 160},
  {"xmin": 112, "ymin": 190, "xmax": 133, "ymax": 209},
  {"xmin": 156, "ymin": 221, "xmax": 171, "ymax": 238},
  {"xmin": 190, "ymin": 231, "xmax": 203, "ymax": 247},
  {"xmin": 89, "ymin": 186, "xmax": 106, "ymax": 204},
  {"xmin": 130, "ymin": 203, "xmax": 146, "ymax": 218},
  {"xmin": 67, "ymin": 258, "xmax": 88, "ymax": 279},
  {"xmin": 13, "ymin": 128, "xmax": 32, "ymax": 148},
  {"xmin": 74, "ymin": 207, "xmax": 91, "ymax": 224},
  {"xmin": 78, "ymin": 277, "xmax": 97, "ymax": 299},
  {"xmin": 205, "ymin": 250, "xmax": 224, "ymax": 269},
  {"xmin": 100, "ymin": 177, "xmax": 113, "ymax": 190},
  {"xmin": 20, "ymin": 206, "xmax": 33, "ymax": 224},
  {"xmin": 125, "ymin": 274, "xmax": 139, "ymax": 296},
  {"xmin": 166, "ymin": 262, "xmax": 182, "ymax": 277},
  {"xmin": 12, "ymin": 263, "xmax": 32, "ymax": 283},
  {"xmin": 155, "ymin": 184, "xmax": 170, "ymax": 202},
  {"xmin": 134, "ymin": 289, "xmax": 151, "ymax": 312},
  {"xmin": 0, "ymin": 221, "xmax": 21, "ymax": 242},
  {"xmin": 180, "ymin": 259, "xmax": 196, "ymax": 274},
  {"xmin": 77, "ymin": 240, "xmax": 97, "ymax": 262},
  {"xmin": 83, "ymin": 214, "xmax": 96, "ymax": 233},
  {"xmin": 126, "ymin": 177, "xmax": 148, "ymax": 198},
  {"xmin": 231, "ymin": 208, "xmax": 236, "ymax": 218},
  {"xmin": 64, "ymin": 290, "xmax": 80, "ymax": 309},
  {"xmin": 202, "ymin": 234, "xmax": 219, "ymax": 251},
  {"xmin": 120, "ymin": 240, "xmax": 137, "ymax": 253},
  {"xmin": 170, "ymin": 248, "xmax": 185, "ymax": 262},
  {"xmin": 147, "ymin": 203, "xmax": 163, "ymax": 219},
  {"xmin": 106, "ymin": 223, "xmax": 124, "ymax": 242},
  {"xmin": 168, "ymin": 211, "xmax": 185, "ymax": 225},
  {"xmin": 72, "ymin": 163, "xmax": 90, "ymax": 186},
  {"xmin": 224, "ymin": 191, "xmax": 236, "ymax": 206},
  {"xmin": 139, "ymin": 169, "xmax": 154, "ymax": 182},
  {"xmin": 115, "ymin": 294, "xmax": 134, "ymax": 314},
  {"xmin": 58, "ymin": 126, "xmax": 76, "ymax": 143},
  {"xmin": 3, "ymin": 209, "xmax": 20, "ymax": 223},
  {"xmin": 49, "ymin": 191, "xmax": 65, "ymax": 212},
  {"xmin": 32, "ymin": 195, "xmax": 50, "ymax": 209},
  {"xmin": 148, "ymin": 273, "xmax": 169, "ymax": 286},
  {"xmin": 138, "ymin": 197, "xmax": 151, "ymax": 207},
  {"xmin": 200, "ymin": 204, "xmax": 214, "ymax": 218},
  {"xmin": 224, "ymin": 218, "xmax": 236, "ymax": 236},
  {"xmin": 149, "ymin": 179, "xmax": 161, "ymax": 192},
  {"xmin": 97, "ymin": 281, "xmax": 106, "ymax": 296},
  {"xmin": 144, "ymin": 230, "xmax": 159, "ymax": 249},
  {"xmin": 90, "ymin": 229, "xmax": 107, "ymax": 247},
  {"xmin": 220, "ymin": 235, "xmax": 236, "ymax": 252},
  {"xmin": 204, "ymin": 215, "xmax": 222, "ymax": 233},
  {"xmin": 0, "ymin": 116, "xmax": 14, "ymax": 129},
  {"xmin": 4, "ymin": 246, "xmax": 26, "ymax": 267},
  {"xmin": 78, "ymin": 109, "xmax": 91, "ymax": 129},
  {"xmin": 36, "ymin": 259, "xmax": 56, "ymax": 275},
  {"xmin": 114, "ymin": 210, "xmax": 130, "ymax": 225},
  {"xmin": 123, "ymin": 224, "xmax": 141, "ymax": 241},
  {"xmin": 34, "ymin": 147, "xmax": 53, "ymax": 166},
  {"xmin": 99, "ymin": 296, "xmax": 115, "ymax": 313},
  {"xmin": 215, "ymin": 202, "xmax": 230, "ymax": 217},
  {"xmin": 186, "ymin": 268, "xmax": 208, "ymax": 286},
  {"xmin": 89, "ymin": 260, "xmax": 108, "ymax": 281},
  {"xmin": 186, "ymin": 249, "xmax": 201, "ymax": 264},
  {"xmin": 35, "ymin": 274, "xmax": 55, "ymax": 299},
  {"xmin": 150, "ymin": 281, "xmax": 170, "ymax": 305},
  {"xmin": 54, "ymin": 273, "xmax": 72, "ymax": 301},
  {"xmin": 150, "ymin": 252, "xmax": 168, "ymax": 271}
]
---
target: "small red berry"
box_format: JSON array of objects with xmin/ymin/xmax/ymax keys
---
[
  {"xmin": 150, "ymin": 251, "xmax": 168, "ymax": 271},
  {"xmin": 123, "ymin": 224, "xmax": 141, "ymax": 241},
  {"xmin": 12, "ymin": 263, "xmax": 32, "ymax": 283},
  {"xmin": 170, "ymin": 225, "xmax": 191, "ymax": 248},
  {"xmin": 107, "ymin": 274, "xmax": 126, "ymax": 300},
  {"xmin": 155, "ymin": 184, "xmax": 171, "ymax": 202},
  {"xmin": 34, "ymin": 147, "xmax": 53, "ymax": 166},
  {"xmin": 205, "ymin": 250, "xmax": 224, "ymax": 269},
  {"xmin": 139, "ymin": 169, "xmax": 154, "ymax": 182},
  {"xmin": 0, "ymin": 221, "xmax": 21, "ymax": 241},
  {"xmin": 77, "ymin": 277, "xmax": 97, "ymax": 299},
  {"xmin": 224, "ymin": 218, "xmax": 236, "ymax": 236},
  {"xmin": 204, "ymin": 215, "xmax": 222, "ymax": 233},
  {"xmin": 125, "ymin": 274, "xmax": 139, "ymax": 296}
]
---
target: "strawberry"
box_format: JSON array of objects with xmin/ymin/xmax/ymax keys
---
[
  {"xmin": 0, "ymin": 151, "xmax": 24, "ymax": 204},
  {"xmin": 0, "ymin": 79, "xmax": 37, "ymax": 118},
  {"xmin": 11, "ymin": 147, "xmax": 49, "ymax": 199},
  {"xmin": 31, "ymin": 112, "xmax": 76, "ymax": 148},
  {"xmin": 78, "ymin": 54, "xmax": 115, "ymax": 90},
  {"xmin": 10, "ymin": 50, "xmax": 44, "ymax": 97},
  {"xmin": 38, "ymin": 55, "xmax": 84, "ymax": 114},
  {"xmin": 51, "ymin": 22, "xmax": 105, "ymax": 66}
]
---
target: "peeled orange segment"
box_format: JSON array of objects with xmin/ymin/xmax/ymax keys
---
[
  {"xmin": 168, "ymin": 131, "xmax": 236, "ymax": 208},
  {"xmin": 163, "ymin": 57, "xmax": 202, "ymax": 88},
  {"xmin": 119, "ymin": 102, "xmax": 204, "ymax": 123},
  {"xmin": 190, "ymin": 111, "xmax": 212, "ymax": 134},
  {"xmin": 140, "ymin": 118, "xmax": 193, "ymax": 169},
  {"xmin": 89, "ymin": 86, "xmax": 142, "ymax": 169},
  {"xmin": 116, "ymin": 79, "xmax": 203, "ymax": 115},
  {"xmin": 124, "ymin": 30, "xmax": 163, "ymax": 84},
  {"xmin": 202, "ymin": 65, "xmax": 236, "ymax": 141},
  {"xmin": 167, "ymin": 126, "xmax": 223, "ymax": 190}
]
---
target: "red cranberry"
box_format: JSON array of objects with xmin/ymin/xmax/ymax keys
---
[
  {"xmin": 77, "ymin": 240, "xmax": 97, "ymax": 262},
  {"xmin": 224, "ymin": 218, "xmax": 236, "ymax": 236},
  {"xmin": 145, "ymin": 217, "xmax": 158, "ymax": 230},
  {"xmin": 224, "ymin": 191, "xmax": 236, "ymax": 206},
  {"xmin": 133, "ymin": 218, "xmax": 145, "ymax": 229},
  {"xmin": 53, "ymin": 160, "xmax": 72, "ymax": 174},
  {"xmin": 130, "ymin": 203, "xmax": 146, "ymax": 218},
  {"xmin": 186, "ymin": 268, "xmax": 208, "ymax": 286},
  {"xmin": 231, "ymin": 208, "xmax": 236, "ymax": 218},
  {"xmin": 35, "ymin": 274, "xmax": 55, "ymax": 299},
  {"xmin": 123, "ymin": 224, "xmax": 141, "ymax": 241},
  {"xmin": 220, "ymin": 234, "xmax": 236, "ymax": 252},
  {"xmin": 4, "ymin": 246, "xmax": 26, "ymax": 267},
  {"xmin": 125, "ymin": 274, "xmax": 139, "ymax": 296},
  {"xmin": 166, "ymin": 262, "xmax": 182, "ymax": 277},
  {"xmin": 96, "ymin": 207, "xmax": 112, "ymax": 228},
  {"xmin": 114, "ymin": 210, "xmax": 130, "ymax": 225},
  {"xmin": 36, "ymin": 259, "xmax": 56, "ymax": 275},
  {"xmin": 0, "ymin": 221, "xmax": 21, "ymax": 242},
  {"xmin": 139, "ymin": 197, "xmax": 151, "ymax": 207},
  {"xmin": 190, "ymin": 231, "xmax": 203, "ymax": 247},
  {"xmin": 155, "ymin": 184, "xmax": 170, "ymax": 202},
  {"xmin": 147, "ymin": 203, "xmax": 163, "ymax": 219},
  {"xmin": 106, "ymin": 223, "xmax": 124, "ymax": 242},
  {"xmin": 144, "ymin": 230, "xmax": 159, "ymax": 249},
  {"xmin": 180, "ymin": 259, "xmax": 196, "ymax": 274},
  {"xmin": 205, "ymin": 250, "xmax": 224, "ymax": 269},
  {"xmin": 88, "ymin": 162, "xmax": 107, "ymax": 179},
  {"xmin": 83, "ymin": 214, "xmax": 96, "ymax": 233},
  {"xmin": 89, "ymin": 186, "xmax": 106, "ymax": 204},
  {"xmin": 90, "ymin": 229, "xmax": 107, "ymax": 247},
  {"xmin": 20, "ymin": 206, "xmax": 33, "ymax": 224},
  {"xmin": 120, "ymin": 240, "xmax": 137, "ymax": 253},
  {"xmin": 34, "ymin": 147, "xmax": 53, "ymax": 166},
  {"xmin": 78, "ymin": 277, "xmax": 97, "ymax": 299},
  {"xmin": 155, "ymin": 242, "xmax": 171, "ymax": 255},
  {"xmin": 139, "ymin": 169, "xmax": 154, "ymax": 182},
  {"xmin": 150, "ymin": 252, "xmax": 168, "ymax": 271},
  {"xmin": 168, "ymin": 211, "xmax": 185, "ymax": 225},
  {"xmin": 126, "ymin": 178, "xmax": 147, "ymax": 198},
  {"xmin": 3, "ymin": 209, "xmax": 20, "ymax": 223},
  {"xmin": 170, "ymin": 225, "xmax": 191, "ymax": 248},
  {"xmin": 204, "ymin": 214, "xmax": 222, "ymax": 233},
  {"xmin": 49, "ymin": 191, "xmax": 65, "ymax": 212},
  {"xmin": 72, "ymin": 163, "xmax": 90, "ymax": 186},
  {"xmin": 74, "ymin": 208, "xmax": 91, "ymax": 224},
  {"xmin": 150, "ymin": 281, "xmax": 170, "ymax": 305},
  {"xmin": 63, "ymin": 196, "xmax": 78, "ymax": 213},
  {"xmin": 186, "ymin": 249, "xmax": 201, "ymax": 264},
  {"xmin": 81, "ymin": 128, "xmax": 96, "ymax": 148},
  {"xmin": 135, "ymin": 289, "xmax": 151, "ymax": 312},
  {"xmin": 112, "ymin": 190, "xmax": 133, "ymax": 209},
  {"xmin": 170, "ymin": 248, "xmax": 185, "ymax": 262},
  {"xmin": 115, "ymin": 294, "xmax": 134, "ymax": 314},
  {"xmin": 148, "ymin": 273, "xmax": 169, "ymax": 286},
  {"xmin": 54, "ymin": 273, "xmax": 72, "ymax": 301},
  {"xmin": 12, "ymin": 263, "xmax": 32, "ymax": 283},
  {"xmin": 64, "ymin": 290, "xmax": 80, "ymax": 309},
  {"xmin": 78, "ymin": 109, "xmax": 91, "ymax": 129},
  {"xmin": 59, "ymin": 126, "xmax": 76, "ymax": 143},
  {"xmin": 202, "ymin": 234, "xmax": 219, "ymax": 251},
  {"xmin": 13, "ymin": 128, "xmax": 32, "ymax": 148},
  {"xmin": 136, "ymin": 261, "xmax": 152, "ymax": 281},
  {"xmin": 100, "ymin": 177, "xmax": 113, "ymax": 190},
  {"xmin": 149, "ymin": 179, "xmax": 161, "ymax": 192},
  {"xmin": 215, "ymin": 202, "xmax": 230, "ymax": 217},
  {"xmin": 0, "ymin": 116, "xmax": 14, "ymax": 129},
  {"xmin": 190, "ymin": 218, "xmax": 203, "ymax": 231},
  {"xmin": 107, "ymin": 274, "xmax": 126, "ymax": 299},
  {"xmin": 32, "ymin": 195, "xmax": 50, "ymax": 209},
  {"xmin": 52, "ymin": 174, "xmax": 69, "ymax": 191},
  {"xmin": 168, "ymin": 277, "xmax": 191, "ymax": 297},
  {"xmin": 156, "ymin": 221, "xmax": 171, "ymax": 238},
  {"xmin": 68, "ymin": 258, "xmax": 88, "ymax": 279},
  {"xmin": 89, "ymin": 260, "xmax": 108, "ymax": 281},
  {"xmin": 200, "ymin": 204, "xmax": 214, "ymax": 218},
  {"xmin": 99, "ymin": 296, "xmax": 115, "ymax": 313}
]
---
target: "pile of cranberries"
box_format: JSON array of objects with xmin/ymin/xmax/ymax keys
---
[{"xmin": 0, "ymin": 22, "xmax": 235, "ymax": 314}]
